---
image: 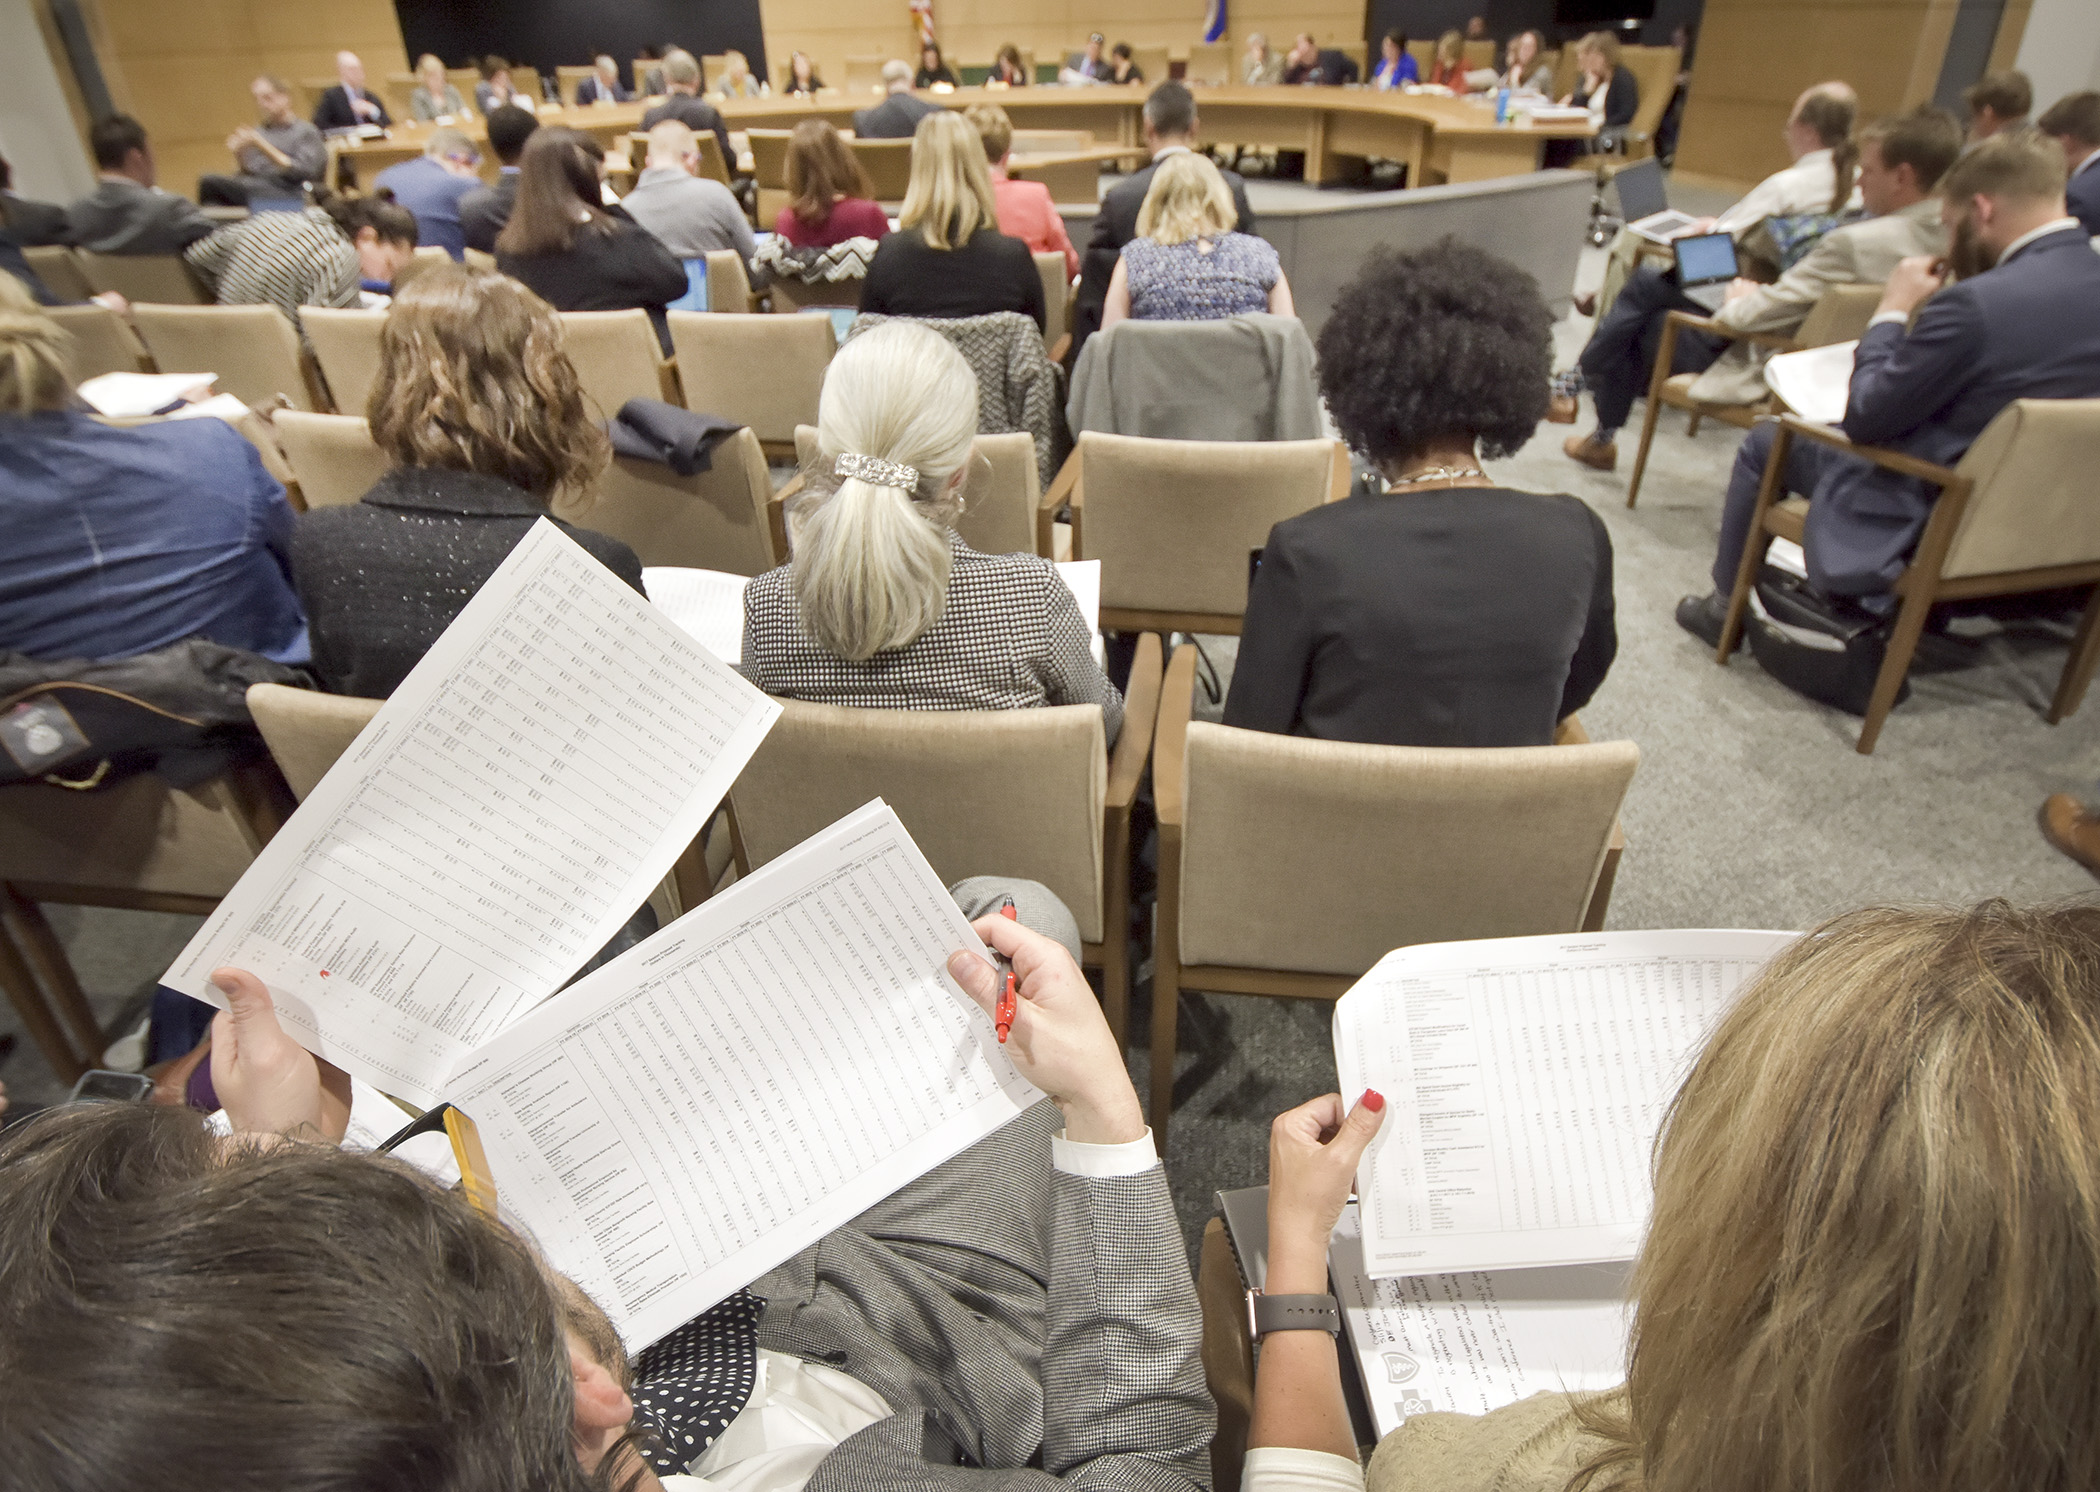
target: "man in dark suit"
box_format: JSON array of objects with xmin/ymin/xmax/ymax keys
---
[
  {"xmin": 640, "ymin": 50, "xmax": 734, "ymax": 173},
  {"xmin": 1070, "ymin": 81, "xmax": 1255, "ymax": 360},
  {"xmin": 0, "ymin": 155, "xmax": 70, "ymax": 247},
  {"xmin": 460, "ymin": 105, "xmax": 539, "ymax": 254},
  {"xmin": 312, "ymin": 51, "xmax": 391, "ymax": 132},
  {"xmin": 67, "ymin": 114, "xmax": 215, "ymax": 256},
  {"xmin": 853, "ymin": 59, "xmax": 940, "ymax": 139},
  {"xmin": 1282, "ymin": 34, "xmax": 1358, "ymax": 86},
  {"xmin": 2038, "ymin": 90, "xmax": 2100, "ymax": 237},
  {"xmin": 1679, "ymin": 130, "xmax": 2100, "ymax": 643}
]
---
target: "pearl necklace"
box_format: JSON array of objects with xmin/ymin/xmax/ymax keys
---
[{"xmin": 1384, "ymin": 465, "xmax": 1488, "ymax": 489}]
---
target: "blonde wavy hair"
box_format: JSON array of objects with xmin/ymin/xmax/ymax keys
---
[
  {"xmin": 0, "ymin": 273, "xmax": 71, "ymax": 416},
  {"xmin": 1569, "ymin": 900, "xmax": 2100, "ymax": 1492},
  {"xmin": 367, "ymin": 264, "xmax": 609, "ymax": 497},
  {"xmin": 789, "ymin": 322, "xmax": 980, "ymax": 660},
  {"xmin": 899, "ymin": 110, "xmax": 1000, "ymax": 251},
  {"xmin": 1136, "ymin": 151, "xmax": 1238, "ymax": 245}
]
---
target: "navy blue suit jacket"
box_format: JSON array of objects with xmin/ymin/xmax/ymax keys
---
[
  {"xmin": 1808, "ymin": 225, "xmax": 2100, "ymax": 595},
  {"xmin": 2067, "ymin": 159, "xmax": 2100, "ymax": 238}
]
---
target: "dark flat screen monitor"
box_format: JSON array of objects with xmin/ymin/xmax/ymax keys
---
[{"xmin": 1554, "ymin": 0, "xmax": 1656, "ymax": 23}]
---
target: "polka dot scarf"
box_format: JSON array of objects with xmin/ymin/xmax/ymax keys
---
[{"xmin": 630, "ymin": 1289, "xmax": 763, "ymax": 1474}]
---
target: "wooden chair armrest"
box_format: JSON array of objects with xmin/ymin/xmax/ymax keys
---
[
  {"xmin": 657, "ymin": 356, "xmax": 684, "ymax": 406},
  {"xmin": 1668, "ymin": 307, "xmax": 1799, "ymax": 353},
  {"xmin": 768, "ymin": 472, "xmax": 803, "ymax": 565},
  {"xmin": 1152, "ymin": 642, "xmax": 1200, "ymax": 831},
  {"xmin": 1106, "ymin": 633, "xmax": 1163, "ymax": 811},
  {"xmin": 1040, "ymin": 447, "xmax": 1081, "ymax": 558},
  {"xmin": 1553, "ymin": 712, "xmax": 1590, "ymax": 745},
  {"xmin": 1773, "ymin": 414, "xmax": 1964, "ymax": 489}
]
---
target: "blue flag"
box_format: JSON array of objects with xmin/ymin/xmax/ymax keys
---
[{"xmin": 1203, "ymin": 0, "xmax": 1227, "ymax": 44}]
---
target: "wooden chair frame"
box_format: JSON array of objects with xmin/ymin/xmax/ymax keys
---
[
  {"xmin": 1715, "ymin": 413, "xmax": 2100, "ymax": 754},
  {"xmin": 1625, "ymin": 308, "xmax": 1803, "ymax": 508}
]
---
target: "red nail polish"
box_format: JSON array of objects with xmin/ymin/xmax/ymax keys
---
[{"xmin": 1361, "ymin": 1089, "xmax": 1385, "ymax": 1113}]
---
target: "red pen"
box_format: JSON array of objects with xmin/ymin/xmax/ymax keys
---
[{"xmin": 995, "ymin": 896, "xmax": 1018, "ymax": 1042}]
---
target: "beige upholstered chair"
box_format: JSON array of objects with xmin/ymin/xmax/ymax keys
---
[
  {"xmin": 1146, "ymin": 643, "xmax": 1640, "ymax": 1140},
  {"xmin": 850, "ymin": 139, "xmax": 915, "ymax": 199},
  {"xmin": 693, "ymin": 132, "xmax": 735, "ymax": 187},
  {"xmin": 130, "ymin": 303, "xmax": 326, "ymax": 411},
  {"xmin": 1033, "ymin": 250, "xmax": 1071, "ymax": 359},
  {"xmin": 74, "ymin": 250, "xmax": 210, "ymax": 304},
  {"xmin": 1183, "ymin": 43, "xmax": 1231, "ymax": 86},
  {"xmin": 551, "ymin": 426, "xmax": 779, "ymax": 573},
  {"xmin": 747, "ymin": 128, "xmax": 792, "ymax": 188},
  {"xmin": 246, "ymin": 683, "xmax": 382, "ymax": 801},
  {"xmin": 705, "ymin": 248, "xmax": 755, "ymax": 311},
  {"xmin": 1129, "ymin": 46, "xmax": 1172, "ymax": 87},
  {"xmin": 1718, "ymin": 402, "xmax": 2100, "ymax": 754},
  {"xmin": 670, "ymin": 310, "xmax": 832, "ymax": 460},
  {"xmin": 0, "ymin": 765, "xmax": 291, "ymax": 1083},
  {"xmin": 1626, "ymin": 283, "xmax": 1885, "ymax": 508},
  {"xmin": 728, "ymin": 634, "xmax": 1163, "ymax": 1039},
  {"xmin": 767, "ymin": 275, "xmax": 863, "ymax": 313},
  {"xmin": 843, "ymin": 56, "xmax": 887, "ymax": 96},
  {"xmin": 44, "ymin": 303, "xmax": 153, "ymax": 381},
  {"xmin": 25, "ymin": 245, "xmax": 93, "ymax": 301},
  {"xmin": 700, "ymin": 54, "xmax": 728, "ymax": 91},
  {"xmin": 554, "ymin": 64, "xmax": 597, "ymax": 104},
  {"xmin": 274, "ymin": 411, "xmax": 392, "ymax": 510},
  {"xmin": 301, "ymin": 306, "xmax": 387, "ymax": 417},
  {"xmin": 790, "ymin": 425, "xmax": 1049, "ymax": 560},
  {"xmin": 559, "ymin": 308, "xmax": 679, "ymax": 422},
  {"xmin": 1042, "ymin": 432, "xmax": 1348, "ymax": 635}
]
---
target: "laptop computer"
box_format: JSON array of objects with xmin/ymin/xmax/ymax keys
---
[
  {"xmin": 1616, "ymin": 159, "xmax": 1701, "ymax": 241},
  {"xmin": 1672, "ymin": 232, "xmax": 1740, "ymax": 311}
]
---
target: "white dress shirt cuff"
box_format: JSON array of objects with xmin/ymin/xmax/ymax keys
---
[
  {"xmin": 1240, "ymin": 1446, "xmax": 1368, "ymax": 1491},
  {"xmin": 1051, "ymin": 1127, "xmax": 1159, "ymax": 1177},
  {"xmin": 1868, "ymin": 310, "xmax": 1909, "ymax": 328}
]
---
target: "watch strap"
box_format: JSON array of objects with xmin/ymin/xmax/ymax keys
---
[{"xmin": 1246, "ymin": 1289, "xmax": 1340, "ymax": 1338}]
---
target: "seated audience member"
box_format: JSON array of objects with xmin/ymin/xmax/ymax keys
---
[
  {"xmin": 293, "ymin": 266, "xmax": 640, "ymax": 697},
  {"xmin": 1964, "ymin": 68, "xmax": 2032, "ymax": 142},
  {"xmin": 744, "ymin": 321, "xmax": 1121, "ymax": 735},
  {"xmin": 0, "ymin": 894, "xmax": 1205, "ymax": 1492},
  {"xmin": 459, "ymin": 104, "xmax": 538, "ymax": 253},
  {"xmin": 1466, "ymin": 14, "xmax": 1490, "ymax": 40},
  {"xmin": 1541, "ymin": 32, "xmax": 1638, "ymax": 168},
  {"xmin": 373, "ymin": 128, "xmax": 482, "ymax": 261},
  {"xmin": 1502, "ymin": 29, "xmax": 1552, "ymax": 91},
  {"xmin": 408, "ymin": 53, "xmax": 467, "ymax": 121},
  {"xmin": 1678, "ymin": 130, "xmax": 2100, "ymax": 644},
  {"xmin": 1224, "ymin": 242, "xmax": 1611, "ymax": 748},
  {"xmin": 854, "ymin": 59, "xmax": 940, "ymax": 139},
  {"xmin": 473, "ymin": 55, "xmax": 522, "ymax": 114},
  {"xmin": 313, "ymin": 50, "xmax": 391, "ymax": 131},
  {"xmin": 860, "ymin": 111, "xmax": 1045, "ymax": 328},
  {"xmin": 642, "ymin": 49, "xmax": 735, "ymax": 166},
  {"xmin": 495, "ymin": 128, "xmax": 687, "ymax": 350},
  {"xmin": 967, "ymin": 103, "xmax": 1078, "ymax": 277},
  {"xmin": 713, "ymin": 49, "xmax": 765, "ymax": 100},
  {"xmin": 0, "ymin": 274, "xmax": 306, "ymax": 665},
  {"xmin": 186, "ymin": 194, "xmax": 416, "ymax": 335},
  {"xmin": 198, "ymin": 74, "xmax": 328, "ymax": 206},
  {"xmin": 783, "ymin": 50, "xmax": 826, "ymax": 96},
  {"xmin": 915, "ymin": 42, "xmax": 958, "ymax": 88},
  {"xmin": 0, "ymin": 228, "xmax": 56, "ymax": 304},
  {"xmin": 1074, "ymin": 81, "xmax": 1255, "ymax": 353},
  {"xmin": 1426, "ymin": 30, "xmax": 1469, "ymax": 89},
  {"xmin": 1371, "ymin": 32, "xmax": 1417, "ymax": 90},
  {"xmin": 67, "ymin": 114, "xmax": 214, "ymax": 256},
  {"xmin": 1108, "ymin": 43, "xmax": 1144, "ymax": 86},
  {"xmin": 1681, "ymin": 109, "xmax": 1961, "ymax": 407},
  {"xmin": 1244, "ymin": 32, "xmax": 1283, "ymax": 85},
  {"xmin": 1103, "ymin": 154, "xmax": 1291, "ymax": 328},
  {"xmin": 0, "ymin": 154, "xmax": 68, "ymax": 246},
  {"xmin": 2038, "ymin": 91, "xmax": 2100, "ymax": 236},
  {"xmin": 638, "ymin": 44, "xmax": 668, "ymax": 96},
  {"xmin": 1283, "ymin": 35, "xmax": 1357, "ymax": 85},
  {"xmin": 773, "ymin": 119, "xmax": 891, "ymax": 248},
  {"xmin": 624, "ymin": 120, "xmax": 757, "ymax": 265},
  {"xmin": 572, "ymin": 53, "xmax": 630, "ymax": 106},
  {"xmin": 1249, "ymin": 901, "xmax": 2100, "ymax": 1492},
  {"xmin": 1064, "ymin": 33, "xmax": 1109, "ymax": 83},
  {"xmin": 992, "ymin": 43, "xmax": 1031, "ymax": 87}
]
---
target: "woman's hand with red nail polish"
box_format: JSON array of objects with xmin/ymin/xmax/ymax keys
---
[{"xmin": 1263, "ymin": 1090, "xmax": 1388, "ymax": 1290}]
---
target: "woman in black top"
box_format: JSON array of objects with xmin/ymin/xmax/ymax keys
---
[
  {"xmin": 1222, "ymin": 240, "xmax": 1616, "ymax": 748},
  {"xmin": 914, "ymin": 43, "xmax": 958, "ymax": 88},
  {"xmin": 1544, "ymin": 32, "xmax": 1640, "ymax": 166},
  {"xmin": 494, "ymin": 126, "xmax": 687, "ymax": 350},
  {"xmin": 860, "ymin": 110, "xmax": 1046, "ymax": 329},
  {"xmin": 292, "ymin": 263, "xmax": 641, "ymax": 698}
]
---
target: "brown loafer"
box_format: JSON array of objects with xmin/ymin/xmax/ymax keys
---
[
  {"xmin": 1546, "ymin": 392, "xmax": 1577, "ymax": 424},
  {"xmin": 2040, "ymin": 793, "xmax": 2100, "ymax": 880},
  {"xmin": 1563, "ymin": 434, "xmax": 1617, "ymax": 471}
]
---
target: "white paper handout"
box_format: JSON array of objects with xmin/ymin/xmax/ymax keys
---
[
  {"xmin": 75, "ymin": 370, "xmax": 216, "ymax": 417},
  {"xmin": 165, "ymin": 521, "xmax": 782, "ymax": 1107},
  {"xmin": 441, "ymin": 799, "xmax": 1042, "ymax": 1348},
  {"xmin": 1334, "ymin": 930, "xmax": 1798, "ymax": 1277},
  {"xmin": 1765, "ymin": 339, "xmax": 1856, "ymax": 426}
]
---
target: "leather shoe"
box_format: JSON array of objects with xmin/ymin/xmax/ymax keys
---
[
  {"xmin": 1675, "ymin": 591, "xmax": 1738, "ymax": 651},
  {"xmin": 2040, "ymin": 794, "xmax": 2100, "ymax": 880},
  {"xmin": 1546, "ymin": 392, "xmax": 1577, "ymax": 424},
  {"xmin": 1563, "ymin": 434, "xmax": 1617, "ymax": 471}
]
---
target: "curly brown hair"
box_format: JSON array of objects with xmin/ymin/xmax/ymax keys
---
[{"xmin": 367, "ymin": 263, "xmax": 609, "ymax": 497}]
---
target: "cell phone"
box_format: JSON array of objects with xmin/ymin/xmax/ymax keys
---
[{"xmin": 68, "ymin": 1068, "xmax": 155, "ymax": 1104}]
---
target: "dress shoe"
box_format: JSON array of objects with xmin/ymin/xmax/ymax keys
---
[
  {"xmin": 1546, "ymin": 392, "xmax": 1577, "ymax": 424},
  {"xmin": 1563, "ymin": 433, "xmax": 1617, "ymax": 471},
  {"xmin": 1674, "ymin": 591, "xmax": 1739, "ymax": 651},
  {"xmin": 1572, "ymin": 290, "xmax": 1597, "ymax": 317},
  {"xmin": 2040, "ymin": 794, "xmax": 2100, "ymax": 880}
]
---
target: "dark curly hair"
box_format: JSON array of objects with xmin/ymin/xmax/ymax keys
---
[{"xmin": 1314, "ymin": 238, "xmax": 1553, "ymax": 468}]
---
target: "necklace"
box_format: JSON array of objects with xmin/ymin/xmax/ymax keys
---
[{"xmin": 1384, "ymin": 465, "xmax": 1488, "ymax": 489}]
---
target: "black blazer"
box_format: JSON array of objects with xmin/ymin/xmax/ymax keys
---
[
  {"xmin": 1222, "ymin": 487, "xmax": 1617, "ymax": 747},
  {"xmin": 291, "ymin": 467, "xmax": 644, "ymax": 698},
  {"xmin": 861, "ymin": 227, "xmax": 1047, "ymax": 329},
  {"xmin": 0, "ymin": 192, "xmax": 70, "ymax": 247},
  {"xmin": 313, "ymin": 85, "xmax": 392, "ymax": 131},
  {"xmin": 1072, "ymin": 155, "xmax": 1255, "ymax": 355},
  {"xmin": 459, "ymin": 172, "xmax": 518, "ymax": 253},
  {"xmin": 853, "ymin": 92, "xmax": 941, "ymax": 140},
  {"xmin": 1576, "ymin": 67, "xmax": 1639, "ymax": 130},
  {"xmin": 497, "ymin": 213, "xmax": 689, "ymax": 349}
]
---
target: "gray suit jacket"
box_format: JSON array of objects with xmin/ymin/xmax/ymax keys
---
[
  {"xmin": 753, "ymin": 1101, "xmax": 1213, "ymax": 1490},
  {"xmin": 66, "ymin": 177, "xmax": 216, "ymax": 256},
  {"xmin": 1067, "ymin": 313, "xmax": 1321, "ymax": 442},
  {"xmin": 854, "ymin": 92, "xmax": 941, "ymax": 140}
]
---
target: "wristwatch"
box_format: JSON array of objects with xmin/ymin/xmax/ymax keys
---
[{"xmin": 1245, "ymin": 1288, "xmax": 1341, "ymax": 1339}]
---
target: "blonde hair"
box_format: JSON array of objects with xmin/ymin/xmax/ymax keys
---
[
  {"xmin": 899, "ymin": 110, "xmax": 999, "ymax": 251},
  {"xmin": 790, "ymin": 322, "xmax": 980, "ymax": 660},
  {"xmin": 1579, "ymin": 31, "xmax": 1622, "ymax": 68},
  {"xmin": 0, "ymin": 273, "xmax": 72, "ymax": 415},
  {"xmin": 1136, "ymin": 151, "xmax": 1237, "ymax": 245},
  {"xmin": 964, "ymin": 102, "xmax": 1013, "ymax": 164},
  {"xmin": 1572, "ymin": 901, "xmax": 2100, "ymax": 1492},
  {"xmin": 1435, "ymin": 29, "xmax": 1464, "ymax": 64}
]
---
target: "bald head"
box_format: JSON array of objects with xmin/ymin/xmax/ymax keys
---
[
  {"xmin": 1788, "ymin": 80, "xmax": 1859, "ymax": 158},
  {"xmin": 647, "ymin": 119, "xmax": 698, "ymax": 171},
  {"xmin": 336, "ymin": 51, "xmax": 366, "ymax": 89}
]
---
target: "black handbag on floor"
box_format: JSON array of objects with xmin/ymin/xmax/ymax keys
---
[{"xmin": 1745, "ymin": 565, "xmax": 1909, "ymax": 718}]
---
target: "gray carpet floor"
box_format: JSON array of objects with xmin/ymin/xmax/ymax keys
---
[{"xmin": 8, "ymin": 185, "xmax": 2099, "ymax": 1262}]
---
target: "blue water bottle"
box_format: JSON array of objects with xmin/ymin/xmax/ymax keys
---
[{"xmin": 1496, "ymin": 86, "xmax": 1511, "ymax": 123}]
